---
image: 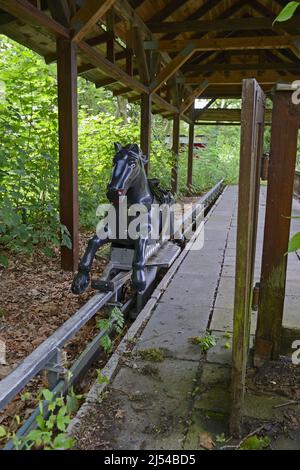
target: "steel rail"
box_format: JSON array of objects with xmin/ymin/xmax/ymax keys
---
[{"xmin": 0, "ymin": 179, "xmax": 224, "ymax": 417}]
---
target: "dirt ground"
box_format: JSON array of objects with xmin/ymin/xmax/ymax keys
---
[{"xmin": 0, "ymin": 232, "xmax": 109, "ymax": 433}]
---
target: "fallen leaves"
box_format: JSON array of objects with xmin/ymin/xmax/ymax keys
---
[{"xmin": 115, "ymin": 409, "xmax": 125, "ymax": 420}]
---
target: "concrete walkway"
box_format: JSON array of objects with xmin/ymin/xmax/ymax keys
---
[{"xmin": 72, "ymin": 186, "xmax": 300, "ymax": 450}]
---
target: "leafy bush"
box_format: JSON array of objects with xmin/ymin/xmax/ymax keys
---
[{"xmin": 0, "ymin": 35, "xmax": 240, "ymax": 263}]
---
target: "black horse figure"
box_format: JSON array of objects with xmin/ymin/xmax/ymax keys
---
[{"xmin": 72, "ymin": 143, "xmax": 175, "ymax": 295}]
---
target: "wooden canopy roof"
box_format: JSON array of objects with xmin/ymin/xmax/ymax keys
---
[{"xmin": 0, "ymin": 0, "xmax": 300, "ymax": 120}]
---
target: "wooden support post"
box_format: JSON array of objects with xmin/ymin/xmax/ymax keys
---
[
  {"xmin": 140, "ymin": 93, "xmax": 151, "ymax": 174},
  {"xmin": 230, "ymin": 79, "xmax": 265, "ymax": 436},
  {"xmin": 187, "ymin": 117, "xmax": 194, "ymax": 192},
  {"xmin": 57, "ymin": 37, "xmax": 79, "ymax": 272},
  {"xmin": 171, "ymin": 113, "xmax": 180, "ymax": 194},
  {"xmin": 255, "ymin": 91, "xmax": 300, "ymax": 363}
]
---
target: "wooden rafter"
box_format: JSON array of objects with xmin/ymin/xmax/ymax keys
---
[
  {"xmin": 147, "ymin": 17, "xmax": 300, "ymax": 34},
  {"xmin": 185, "ymin": 70, "xmax": 300, "ymax": 85},
  {"xmin": 182, "ymin": 61, "xmax": 300, "ymax": 73},
  {"xmin": 71, "ymin": 0, "xmax": 117, "ymax": 43},
  {"xmin": 0, "ymin": 0, "xmax": 70, "ymax": 37},
  {"xmin": 78, "ymin": 40, "xmax": 148, "ymax": 94},
  {"xmin": 150, "ymin": 43, "xmax": 195, "ymax": 94},
  {"xmin": 180, "ymin": 80, "xmax": 209, "ymax": 115},
  {"xmin": 132, "ymin": 26, "xmax": 150, "ymax": 85},
  {"xmin": 144, "ymin": 35, "xmax": 300, "ymax": 52},
  {"xmin": 194, "ymin": 108, "xmax": 272, "ymax": 122}
]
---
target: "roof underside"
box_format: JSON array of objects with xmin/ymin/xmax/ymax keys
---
[{"xmin": 0, "ymin": 0, "xmax": 299, "ymax": 119}]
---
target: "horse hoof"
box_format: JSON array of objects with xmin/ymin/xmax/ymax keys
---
[{"xmin": 71, "ymin": 271, "xmax": 90, "ymax": 295}]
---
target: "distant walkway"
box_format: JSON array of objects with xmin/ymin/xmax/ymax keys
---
[{"xmin": 71, "ymin": 186, "xmax": 300, "ymax": 450}]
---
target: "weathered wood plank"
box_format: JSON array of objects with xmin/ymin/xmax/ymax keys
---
[
  {"xmin": 230, "ymin": 79, "xmax": 265, "ymax": 436},
  {"xmin": 255, "ymin": 91, "xmax": 300, "ymax": 363}
]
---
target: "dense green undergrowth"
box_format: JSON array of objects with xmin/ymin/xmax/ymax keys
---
[{"xmin": 0, "ymin": 36, "xmax": 241, "ymax": 266}]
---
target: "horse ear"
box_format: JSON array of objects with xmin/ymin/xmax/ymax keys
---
[{"xmin": 114, "ymin": 142, "xmax": 122, "ymax": 153}]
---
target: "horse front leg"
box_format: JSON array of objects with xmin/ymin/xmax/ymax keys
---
[
  {"xmin": 72, "ymin": 234, "xmax": 109, "ymax": 294},
  {"xmin": 132, "ymin": 237, "xmax": 148, "ymax": 293}
]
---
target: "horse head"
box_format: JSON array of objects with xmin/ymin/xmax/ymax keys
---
[{"xmin": 107, "ymin": 143, "xmax": 148, "ymax": 203}]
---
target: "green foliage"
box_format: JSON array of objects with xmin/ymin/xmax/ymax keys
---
[
  {"xmin": 288, "ymin": 231, "xmax": 300, "ymax": 252},
  {"xmin": 0, "ymin": 388, "xmax": 81, "ymax": 450},
  {"xmin": 189, "ymin": 332, "xmax": 218, "ymax": 352},
  {"xmin": 0, "ymin": 36, "xmax": 241, "ymax": 261},
  {"xmin": 97, "ymin": 307, "xmax": 124, "ymax": 354},
  {"xmin": 274, "ymin": 1, "xmax": 300, "ymax": 23},
  {"xmin": 96, "ymin": 369, "xmax": 109, "ymax": 385},
  {"xmin": 178, "ymin": 124, "xmax": 240, "ymax": 196},
  {"xmin": 239, "ymin": 435, "xmax": 271, "ymax": 450}
]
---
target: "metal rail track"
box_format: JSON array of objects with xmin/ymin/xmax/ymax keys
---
[{"xmin": 0, "ymin": 179, "xmax": 224, "ymax": 448}]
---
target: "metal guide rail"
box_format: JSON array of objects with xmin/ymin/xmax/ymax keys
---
[{"xmin": 0, "ymin": 180, "xmax": 224, "ymax": 420}]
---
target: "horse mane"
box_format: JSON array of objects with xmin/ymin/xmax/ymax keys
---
[{"xmin": 114, "ymin": 142, "xmax": 148, "ymax": 165}]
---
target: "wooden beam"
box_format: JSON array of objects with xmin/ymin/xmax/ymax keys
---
[
  {"xmin": 0, "ymin": 0, "xmax": 70, "ymax": 37},
  {"xmin": 78, "ymin": 41, "xmax": 149, "ymax": 94},
  {"xmin": 140, "ymin": 93, "xmax": 151, "ymax": 173},
  {"xmin": 47, "ymin": 0, "xmax": 70, "ymax": 27},
  {"xmin": 57, "ymin": 37, "xmax": 79, "ymax": 272},
  {"xmin": 255, "ymin": 91, "xmax": 300, "ymax": 363},
  {"xmin": 113, "ymin": 87, "xmax": 132, "ymax": 96},
  {"xmin": 171, "ymin": 113, "xmax": 180, "ymax": 194},
  {"xmin": 71, "ymin": 0, "xmax": 117, "ymax": 43},
  {"xmin": 182, "ymin": 62, "xmax": 300, "ymax": 73},
  {"xmin": 133, "ymin": 26, "xmax": 150, "ymax": 85},
  {"xmin": 147, "ymin": 0, "xmax": 187, "ymax": 23},
  {"xmin": 113, "ymin": 0, "xmax": 191, "ymax": 103},
  {"xmin": 126, "ymin": 49, "xmax": 134, "ymax": 76},
  {"xmin": 150, "ymin": 43, "xmax": 196, "ymax": 94},
  {"xmin": 185, "ymin": 71, "xmax": 300, "ymax": 85},
  {"xmin": 151, "ymin": 93, "xmax": 178, "ymax": 115},
  {"xmin": 144, "ymin": 35, "xmax": 300, "ymax": 52},
  {"xmin": 230, "ymin": 78, "xmax": 265, "ymax": 436},
  {"xmin": 194, "ymin": 108, "xmax": 273, "ymax": 122},
  {"xmin": 147, "ymin": 16, "xmax": 300, "ymax": 34},
  {"xmin": 180, "ymin": 80, "xmax": 209, "ymax": 114}
]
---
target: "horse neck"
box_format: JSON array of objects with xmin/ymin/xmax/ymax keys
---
[{"xmin": 127, "ymin": 164, "xmax": 152, "ymax": 205}]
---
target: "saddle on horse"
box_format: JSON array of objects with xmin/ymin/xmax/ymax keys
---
[{"xmin": 148, "ymin": 178, "xmax": 174, "ymax": 205}]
